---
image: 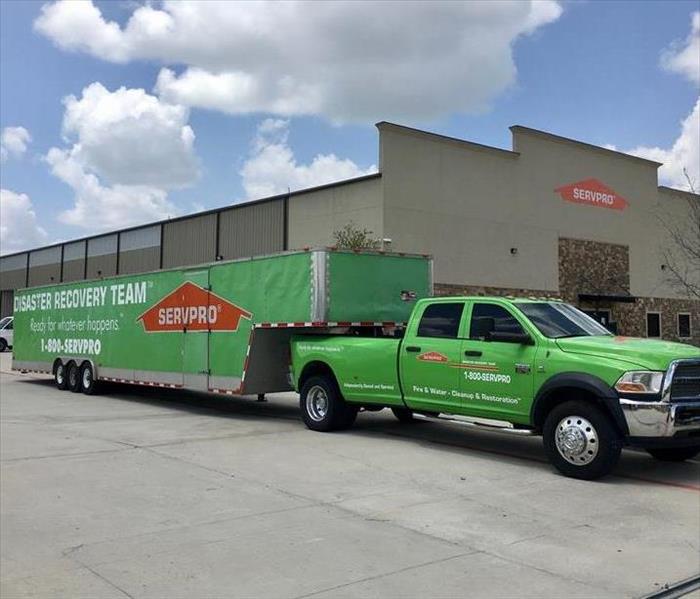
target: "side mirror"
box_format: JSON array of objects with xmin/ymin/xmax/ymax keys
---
[{"xmin": 488, "ymin": 331, "xmax": 533, "ymax": 345}]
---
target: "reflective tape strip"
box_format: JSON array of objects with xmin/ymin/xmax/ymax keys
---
[
  {"xmin": 253, "ymin": 321, "xmax": 404, "ymax": 328},
  {"xmin": 97, "ymin": 377, "xmax": 181, "ymax": 388}
]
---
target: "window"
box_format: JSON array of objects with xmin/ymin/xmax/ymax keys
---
[
  {"xmin": 646, "ymin": 312, "xmax": 661, "ymax": 338},
  {"xmin": 678, "ymin": 313, "xmax": 691, "ymax": 339},
  {"xmin": 518, "ymin": 303, "xmax": 611, "ymax": 339},
  {"xmin": 470, "ymin": 303, "xmax": 525, "ymax": 340},
  {"xmin": 417, "ymin": 303, "xmax": 464, "ymax": 339}
]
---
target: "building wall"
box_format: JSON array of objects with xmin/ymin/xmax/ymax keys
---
[
  {"xmin": 86, "ymin": 234, "xmax": 118, "ymax": 280},
  {"xmin": 378, "ymin": 123, "xmax": 558, "ymax": 291},
  {"xmin": 119, "ymin": 225, "xmax": 161, "ymax": 275},
  {"xmin": 62, "ymin": 241, "xmax": 86, "ymax": 282},
  {"xmin": 288, "ymin": 175, "xmax": 383, "ymax": 248},
  {"xmin": 28, "ymin": 247, "xmax": 61, "ymax": 287},
  {"xmin": 162, "ymin": 214, "xmax": 217, "ymax": 268},
  {"xmin": 219, "ymin": 199, "xmax": 285, "ymax": 259}
]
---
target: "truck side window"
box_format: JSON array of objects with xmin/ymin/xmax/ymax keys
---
[
  {"xmin": 417, "ymin": 303, "xmax": 463, "ymax": 339},
  {"xmin": 470, "ymin": 304, "xmax": 524, "ymax": 340}
]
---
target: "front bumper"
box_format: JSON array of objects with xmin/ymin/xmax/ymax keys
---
[{"xmin": 620, "ymin": 398, "xmax": 700, "ymax": 439}]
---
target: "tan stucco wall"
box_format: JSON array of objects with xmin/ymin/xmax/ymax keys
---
[
  {"xmin": 377, "ymin": 122, "xmax": 698, "ymax": 301},
  {"xmin": 287, "ymin": 176, "xmax": 383, "ymax": 249}
]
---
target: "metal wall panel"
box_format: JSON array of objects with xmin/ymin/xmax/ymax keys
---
[
  {"xmin": 1, "ymin": 253, "xmax": 28, "ymax": 290},
  {"xmin": 162, "ymin": 215, "xmax": 216, "ymax": 268},
  {"xmin": 119, "ymin": 225, "xmax": 161, "ymax": 274},
  {"xmin": 28, "ymin": 247, "xmax": 61, "ymax": 287},
  {"xmin": 120, "ymin": 225, "xmax": 160, "ymax": 252},
  {"xmin": 1, "ymin": 290, "xmax": 14, "ymax": 318},
  {"xmin": 86, "ymin": 235, "xmax": 118, "ymax": 279},
  {"xmin": 119, "ymin": 247, "xmax": 160, "ymax": 275},
  {"xmin": 218, "ymin": 200, "xmax": 285, "ymax": 259},
  {"xmin": 86, "ymin": 255, "xmax": 117, "ymax": 279},
  {"xmin": 62, "ymin": 241, "xmax": 86, "ymax": 282}
]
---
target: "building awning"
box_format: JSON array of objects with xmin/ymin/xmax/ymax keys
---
[{"xmin": 578, "ymin": 293, "xmax": 636, "ymax": 304}]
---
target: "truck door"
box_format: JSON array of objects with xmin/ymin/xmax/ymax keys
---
[
  {"xmin": 399, "ymin": 301, "xmax": 466, "ymax": 412},
  {"xmin": 459, "ymin": 302, "xmax": 536, "ymax": 420},
  {"xmin": 182, "ymin": 269, "xmax": 210, "ymax": 391}
]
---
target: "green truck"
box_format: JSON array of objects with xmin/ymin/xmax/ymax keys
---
[{"xmin": 11, "ymin": 249, "xmax": 700, "ymax": 479}]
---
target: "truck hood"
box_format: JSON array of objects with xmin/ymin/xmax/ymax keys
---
[{"xmin": 555, "ymin": 336, "xmax": 700, "ymax": 370}]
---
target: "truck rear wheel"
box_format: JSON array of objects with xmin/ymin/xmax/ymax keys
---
[
  {"xmin": 646, "ymin": 447, "xmax": 700, "ymax": 462},
  {"xmin": 543, "ymin": 400, "xmax": 622, "ymax": 480},
  {"xmin": 66, "ymin": 362, "xmax": 81, "ymax": 393},
  {"xmin": 300, "ymin": 375, "xmax": 357, "ymax": 432},
  {"xmin": 54, "ymin": 362, "xmax": 68, "ymax": 390}
]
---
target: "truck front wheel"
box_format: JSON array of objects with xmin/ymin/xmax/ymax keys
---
[
  {"xmin": 300, "ymin": 375, "xmax": 357, "ymax": 432},
  {"xmin": 543, "ymin": 400, "xmax": 622, "ymax": 480},
  {"xmin": 646, "ymin": 447, "xmax": 700, "ymax": 462}
]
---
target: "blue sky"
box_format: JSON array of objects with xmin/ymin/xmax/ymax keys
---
[{"xmin": 1, "ymin": 0, "xmax": 698, "ymax": 254}]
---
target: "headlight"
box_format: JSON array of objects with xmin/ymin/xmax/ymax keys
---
[{"xmin": 615, "ymin": 371, "xmax": 664, "ymax": 394}]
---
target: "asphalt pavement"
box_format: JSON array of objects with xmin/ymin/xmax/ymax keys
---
[{"xmin": 1, "ymin": 352, "xmax": 699, "ymax": 598}]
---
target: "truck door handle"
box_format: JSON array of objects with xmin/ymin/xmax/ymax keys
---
[
  {"xmin": 464, "ymin": 350, "xmax": 482, "ymax": 357},
  {"xmin": 405, "ymin": 346, "xmax": 421, "ymax": 353}
]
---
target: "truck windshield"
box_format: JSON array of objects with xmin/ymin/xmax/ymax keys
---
[
  {"xmin": 515, "ymin": 302, "xmax": 612, "ymax": 339},
  {"xmin": 0, "ymin": 317, "xmax": 10, "ymax": 329}
]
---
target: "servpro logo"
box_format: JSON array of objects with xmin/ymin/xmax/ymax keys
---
[
  {"xmin": 555, "ymin": 179, "xmax": 629, "ymax": 211},
  {"xmin": 137, "ymin": 281, "xmax": 252, "ymax": 333},
  {"xmin": 417, "ymin": 351, "xmax": 449, "ymax": 363}
]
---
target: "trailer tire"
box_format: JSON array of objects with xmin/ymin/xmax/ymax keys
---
[
  {"xmin": 646, "ymin": 447, "xmax": 700, "ymax": 462},
  {"xmin": 54, "ymin": 361, "xmax": 68, "ymax": 390},
  {"xmin": 80, "ymin": 362, "xmax": 99, "ymax": 395},
  {"xmin": 543, "ymin": 400, "xmax": 621, "ymax": 480},
  {"xmin": 66, "ymin": 361, "xmax": 81, "ymax": 393},
  {"xmin": 300, "ymin": 375, "xmax": 356, "ymax": 432},
  {"xmin": 391, "ymin": 407, "xmax": 415, "ymax": 423}
]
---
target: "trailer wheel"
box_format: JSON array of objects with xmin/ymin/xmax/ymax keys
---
[
  {"xmin": 300, "ymin": 375, "xmax": 356, "ymax": 432},
  {"xmin": 543, "ymin": 400, "xmax": 622, "ymax": 480},
  {"xmin": 391, "ymin": 407, "xmax": 415, "ymax": 423},
  {"xmin": 54, "ymin": 361, "xmax": 68, "ymax": 390},
  {"xmin": 80, "ymin": 362, "xmax": 99, "ymax": 395},
  {"xmin": 66, "ymin": 361, "xmax": 81, "ymax": 393},
  {"xmin": 646, "ymin": 447, "xmax": 700, "ymax": 462}
]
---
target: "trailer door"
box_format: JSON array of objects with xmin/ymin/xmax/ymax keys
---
[{"xmin": 182, "ymin": 269, "xmax": 210, "ymax": 391}]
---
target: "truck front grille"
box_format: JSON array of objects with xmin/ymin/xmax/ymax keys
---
[{"xmin": 670, "ymin": 362, "xmax": 700, "ymax": 403}]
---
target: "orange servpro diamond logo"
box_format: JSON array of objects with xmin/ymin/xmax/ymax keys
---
[
  {"xmin": 137, "ymin": 282, "xmax": 252, "ymax": 332},
  {"xmin": 555, "ymin": 178, "xmax": 629, "ymax": 211},
  {"xmin": 417, "ymin": 351, "xmax": 449, "ymax": 363}
]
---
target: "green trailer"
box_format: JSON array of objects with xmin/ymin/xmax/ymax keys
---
[{"xmin": 11, "ymin": 249, "xmax": 432, "ymax": 396}]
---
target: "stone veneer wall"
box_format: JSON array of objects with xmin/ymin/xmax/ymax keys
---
[{"xmin": 433, "ymin": 237, "xmax": 700, "ymax": 347}]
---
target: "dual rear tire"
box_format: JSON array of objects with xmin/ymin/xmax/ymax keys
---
[{"xmin": 300, "ymin": 375, "xmax": 357, "ymax": 432}]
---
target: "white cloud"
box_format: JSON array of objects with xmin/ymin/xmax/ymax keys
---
[
  {"xmin": 46, "ymin": 147, "xmax": 179, "ymax": 230},
  {"xmin": 36, "ymin": 0, "xmax": 562, "ymax": 123},
  {"xmin": 661, "ymin": 11, "xmax": 700, "ymax": 85},
  {"xmin": 45, "ymin": 82, "xmax": 197, "ymax": 230},
  {"xmin": 627, "ymin": 98, "xmax": 700, "ymax": 191},
  {"xmin": 0, "ymin": 127, "xmax": 31, "ymax": 162},
  {"xmin": 60, "ymin": 82, "xmax": 198, "ymax": 188},
  {"xmin": 0, "ymin": 189, "xmax": 48, "ymax": 253},
  {"xmin": 240, "ymin": 119, "xmax": 376, "ymax": 199}
]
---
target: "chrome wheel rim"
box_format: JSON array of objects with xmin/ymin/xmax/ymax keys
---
[
  {"xmin": 56, "ymin": 365, "xmax": 64, "ymax": 385},
  {"xmin": 82, "ymin": 367, "xmax": 91, "ymax": 389},
  {"xmin": 306, "ymin": 385, "xmax": 329, "ymax": 422},
  {"xmin": 555, "ymin": 415, "xmax": 599, "ymax": 465},
  {"xmin": 69, "ymin": 367, "xmax": 77, "ymax": 387}
]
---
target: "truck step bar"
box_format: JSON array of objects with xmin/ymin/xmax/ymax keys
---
[{"xmin": 413, "ymin": 412, "xmax": 537, "ymax": 436}]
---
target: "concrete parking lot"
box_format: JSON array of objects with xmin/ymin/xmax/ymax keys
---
[{"xmin": 1, "ymin": 352, "xmax": 699, "ymax": 598}]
